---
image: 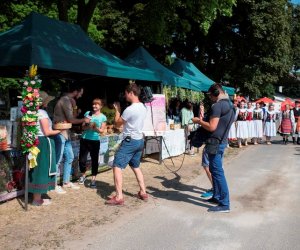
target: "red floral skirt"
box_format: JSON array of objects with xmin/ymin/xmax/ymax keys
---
[{"xmin": 280, "ymin": 118, "xmax": 293, "ymax": 134}]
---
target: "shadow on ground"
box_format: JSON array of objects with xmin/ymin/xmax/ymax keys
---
[{"xmin": 148, "ymin": 173, "xmax": 213, "ymax": 208}]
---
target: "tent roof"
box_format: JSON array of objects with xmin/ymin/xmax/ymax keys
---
[
  {"xmin": 169, "ymin": 58, "xmax": 235, "ymax": 95},
  {"xmin": 125, "ymin": 47, "xmax": 207, "ymax": 91},
  {"xmin": 0, "ymin": 12, "xmax": 161, "ymax": 81},
  {"xmin": 255, "ymin": 97, "xmax": 274, "ymax": 103}
]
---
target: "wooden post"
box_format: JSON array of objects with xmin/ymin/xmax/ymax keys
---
[
  {"xmin": 159, "ymin": 136, "xmax": 162, "ymax": 164},
  {"xmin": 24, "ymin": 154, "xmax": 28, "ymax": 211}
]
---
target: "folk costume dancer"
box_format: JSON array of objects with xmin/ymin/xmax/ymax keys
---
[
  {"xmin": 227, "ymin": 103, "xmax": 238, "ymax": 147},
  {"xmin": 236, "ymin": 101, "xmax": 248, "ymax": 147},
  {"xmin": 263, "ymin": 104, "xmax": 277, "ymax": 145},
  {"xmin": 292, "ymin": 101, "xmax": 300, "ymax": 144},
  {"xmin": 246, "ymin": 102, "xmax": 255, "ymax": 144},
  {"xmin": 278, "ymin": 104, "xmax": 295, "ymax": 145},
  {"xmin": 252, "ymin": 103, "xmax": 264, "ymax": 145}
]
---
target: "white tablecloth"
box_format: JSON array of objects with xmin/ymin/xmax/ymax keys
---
[{"xmin": 145, "ymin": 129, "xmax": 186, "ymax": 160}]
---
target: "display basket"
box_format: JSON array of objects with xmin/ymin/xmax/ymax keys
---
[{"xmin": 53, "ymin": 123, "xmax": 72, "ymax": 129}]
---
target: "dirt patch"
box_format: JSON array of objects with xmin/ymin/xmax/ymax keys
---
[
  {"xmin": 236, "ymin": 171, "xmax": 286, "ymax": 211},
  {"xmin": 0, "ymin": 147, "xmax": 239, "ymax": 249}
]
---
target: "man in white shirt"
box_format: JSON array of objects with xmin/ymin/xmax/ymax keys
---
[{"xmin": 105, "ymin": 83, "xmax": 148, "ymax": 206}]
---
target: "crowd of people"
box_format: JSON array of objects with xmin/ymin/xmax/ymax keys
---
[
  {"xmin": 228, "ymin": 100, "xmax": 300, "ymax": 147},
  {"xmin": 27, "ymin": 81, "xmax": 299, "ymax": 213},
  {"xmin": 28, "ymin": 83, "xmax": 149, "ymax": 207}
]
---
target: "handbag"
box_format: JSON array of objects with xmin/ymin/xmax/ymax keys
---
[
  {"xmin": 188, "ymin": 126, "xmax": 210, "ymax": 148},
  {"xmin": 205, "ymin": 137, "xmax": 220, "ymax": 155}
]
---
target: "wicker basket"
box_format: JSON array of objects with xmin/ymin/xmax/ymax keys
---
[{"xmin": 53, "ymin": 123, "xmax": 72, "ymax": 129}]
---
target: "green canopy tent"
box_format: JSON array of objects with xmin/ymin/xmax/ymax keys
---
[
  {"xmin": 169, "ymin": 58, "xmax": 235, "ymax": 95},
  {"xmin": 125, "ymin": 46, "xmax": 208, "ymax": 92},
  {"xmin": 0, "ymin": 12, "xmax": 161, "ymax": 81},
  {"xmin": 0, "ymin": 12, "xmax": 167, "ymax": 211}
]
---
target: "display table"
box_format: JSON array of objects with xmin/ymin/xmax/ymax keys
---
[{"xmin": 144, "ymin": 129, "xmax": 186, "ymax": 161}]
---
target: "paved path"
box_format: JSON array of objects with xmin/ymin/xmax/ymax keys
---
[{"xmin": 65, "ymin": 139, "xmax": 300, "ymax": 250}]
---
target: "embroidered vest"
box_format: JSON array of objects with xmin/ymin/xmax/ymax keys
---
[
  {"xmin": 253, "ymin": 110, "xmax": 262, "ymax": 120},
  {"xmin": 237, "ymin": 111, "xmax": 247, "ymax": 121}
]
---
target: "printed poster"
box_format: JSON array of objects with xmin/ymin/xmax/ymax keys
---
[{"xmin": 142, "ymin": 94, "xmax": 166, "ymax": 136}]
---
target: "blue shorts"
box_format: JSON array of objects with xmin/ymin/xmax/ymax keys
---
[
  {"xmin": 202, "ymin": 149, "xmax": 209, "ymax": 168},
  {"xmin": 113, "ymin": 138, "xmax": 144, "ymax": 169}
]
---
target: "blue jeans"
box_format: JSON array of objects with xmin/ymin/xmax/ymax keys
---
[
  {"xmin": 208, "ymin": 143, "xmax": 230, "ymax": 207},
  {"xmin": 54, "ymin": 134, "xmax": 74, "ymax": 183}
]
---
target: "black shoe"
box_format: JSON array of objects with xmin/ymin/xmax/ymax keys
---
[
  {"xmin": 297, "ymin": 138, "xmax": 300, "ymax": 145},
  {"xmin": 204, "ymin": 198, "xmax": 220, "ymax": 205},
  {"xmin": 207, "ymin": 205, "xmax": 230, "ymax": 213}
]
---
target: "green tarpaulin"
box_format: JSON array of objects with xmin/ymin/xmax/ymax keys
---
[
  {"xmin": 0, "ymin": 12, "xmax": 161, "ymax": 81},
  {"xmin": 125, "ymin": 47, "xmax": 208, "ymax": 92},
  {"xmin": 169, "ymin": 58, "xmax": 235, "ymax": 95}
]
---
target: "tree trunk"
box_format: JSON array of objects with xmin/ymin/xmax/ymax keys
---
[
  {"xmin": 77, "ymin": 0, "xmax": 98, "ymax": 32},
  {"xmin": 57, "ymin": 0, "xmax": 69, "ymax": 22}
]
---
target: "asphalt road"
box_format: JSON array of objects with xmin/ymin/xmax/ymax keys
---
[{"xmin": 65, "ymin": 139, "xmax": 300, "ymax": 250}]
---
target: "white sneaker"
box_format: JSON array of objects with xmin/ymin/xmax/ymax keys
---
[
  {"xmin": 55, "ymin": 185, "xmax": 66, "ymax": 194},
  {"xmin": 63, "ymin": 182, "xmax": 80, "ymax": 190}
]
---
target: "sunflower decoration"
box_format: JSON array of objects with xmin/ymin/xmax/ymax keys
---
[{"xmin": 20, "ymin": 65, "xmax": 42, "ymax": 168}]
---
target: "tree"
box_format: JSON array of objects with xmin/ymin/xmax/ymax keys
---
[
  {"xmin": 291, "ymin": 5, "xmax": 300, "ymax": 70},
  {"xmin": 203, "ymin": 0, "xmax": 293, "ymax": 98}
]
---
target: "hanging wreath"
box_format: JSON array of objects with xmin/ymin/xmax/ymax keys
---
[{"xmin": 20, "ymin": 65, "xmax": 42, "ymax": 168}]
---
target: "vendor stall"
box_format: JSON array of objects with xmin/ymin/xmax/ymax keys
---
[
  {"xmin": 0, "ymin": 131, "xmax": 123, "ymax": 202},
  {"xmin": 142, "ymin": 94, "xmax": 186, "ymax": 162},
  {"xmin": 0, "ymin": 12, "xmax": 197, "ymax": 204}
]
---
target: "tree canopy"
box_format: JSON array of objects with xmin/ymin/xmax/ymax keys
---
[{"xmin": 0, "ymin": 0, "xmax": 299, "ymax": 99}]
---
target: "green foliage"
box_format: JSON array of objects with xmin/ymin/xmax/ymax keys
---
[
  {"xmin": 204, "ymin": 0, "xmax": 293, "ymax": 99},
  {"xmin": 0, "ymin": 0, "xmax": 58, "ymax": 32},
  {"xmin": 93, "ymin": 1, "xmax": 133, "ymax": 49},
  {"xmin": 0, "ymin": 0, "xmax": 298, "ymax": 102},
  {"xmin": 101, "ymin": 108, "xmax": 115, "ymax": 125},
  {"xmin": 291, "ymin": 5, "xmax": 300, "ymax": 69},
  {"xmin": 163, "ymin": 86, "xmax": 203, "ymax": 104},
  {"xmin": 0, "ymin": 78, "xmax": 21, "ymax": 91},
  {"xmin": 280, "ymin": 75, "xmax": 300, "ymax": 98},
  {"xmin": 179, "ymin": 88, "xmax": 187, "ymax": 102},
  {"xmin": 128, "ymin": 0, "xmax": 236, "ymax": 47}
]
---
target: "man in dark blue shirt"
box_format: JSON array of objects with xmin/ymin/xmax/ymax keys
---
[{"xmin": 193, "ymin": 83, "xmax": 235, "ymax": 213}]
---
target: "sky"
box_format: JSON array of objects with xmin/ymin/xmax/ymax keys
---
[{"xmin": 291, "ymin": 0, "xmax": 300, "ymax": 4}]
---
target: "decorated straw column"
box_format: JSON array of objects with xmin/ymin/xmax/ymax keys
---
[{"xmin": 20, "ymin": 65, "xmax": 42, "ymax": 210}]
